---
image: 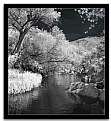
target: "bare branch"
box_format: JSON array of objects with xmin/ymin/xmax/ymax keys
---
[
  {"xmin": 39, "ymin": 57, "xmax": 69, "ymax": 64},
  {"xmin": 9, "ymin": 12, "xmax": 22, "ymax": 29},
  {"xmin": 12, "ymin": 23, "xmax": 20, "ymax": 31},
  {"xmin": 21, "ymin": 15, "xmax": 41, "ymax": 29}
]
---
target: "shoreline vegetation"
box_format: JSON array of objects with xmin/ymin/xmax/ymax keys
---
[
  {"xmin": 8, "ymin": 36, "xmax": 105, "ymax": 95},
  {"xmin": 8, "ymin": 69, "xmax": 42, "ymax": 95}
]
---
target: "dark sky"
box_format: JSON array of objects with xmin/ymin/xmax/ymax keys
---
[
  {"xmin": 37, "ymin": 9, "xmax": 104, "ymax": 41},
  {"xmin": 58, "ymin": 9, "xmax": 104, "ymax": 41}
]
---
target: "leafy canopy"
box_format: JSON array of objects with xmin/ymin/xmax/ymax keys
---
[{"xmin": 8, "ymin": 8, "xmax": 61, "ymax": 32}]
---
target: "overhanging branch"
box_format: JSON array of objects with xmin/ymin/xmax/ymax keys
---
[{"xmin": 39, "ymin": 58, "xmax": 69, "ymax": 64}]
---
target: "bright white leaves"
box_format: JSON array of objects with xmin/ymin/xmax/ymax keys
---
[
  {"xmin": 8, "ymin": 69, "xmax": 42, "ymax": 94},
  {"xmin": 8, "ymin": 8, "xmax": 61, "ymax": 31},
  {"xmin": 8, "ymin": 54, "xmax": 19, "ymax": 68},
  {"xmin": 35, "ymin": 32, "xmax": 57, "ymax": 54},
  {"xmin": 22, "ymin": 26, "xmax": 85, "ymax": 68}
]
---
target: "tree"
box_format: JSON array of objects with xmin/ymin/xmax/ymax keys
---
[
  {"xmin": 8, "ymin": 8, "xmax": 61, "ymax": 54},
  {"xmin": 74, "ymin": 8, "xmax": 105, "ymax": 34}
]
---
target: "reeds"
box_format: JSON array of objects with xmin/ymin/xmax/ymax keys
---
[{"xmin": 8, "ymin": 69, "xmax": 42, "ymax": 94}]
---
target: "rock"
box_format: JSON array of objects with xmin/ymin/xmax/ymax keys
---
[
  {"xmin": 96, "ymin": 81, "xmax": 104, "ymax": 89},
  {"xmin": 78, "ymin": 85, "xmax": 99, "ymax": 98},
  {"xmin": 93, "ymin": 74, "xmax": 104, "ymax": 83},
  {"xmin": 68, "ymin": 82, "xmax": 84, "ymax": 92},
  {"xmin": 67, "ymin": 92, "xmax": 82, "ymax": 104},
  {"xmin": 68, "ymin": 81, "xmax": 102, "ymax": 104},
  {"xmin": 77, "ymin": 85, "xmax": 100, "ymax": 104}
]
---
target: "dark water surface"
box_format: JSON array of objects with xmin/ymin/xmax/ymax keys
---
[{"xmin": 8, "ymin": 74, "xmax": 104, "ymax": 114}]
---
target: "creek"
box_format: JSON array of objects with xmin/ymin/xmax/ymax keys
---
[{"xmin": 8, "ymin": 74, "xmax": 103, "ymax": 114}]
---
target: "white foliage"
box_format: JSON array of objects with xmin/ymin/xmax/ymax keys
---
[{"xmin": 8, "ymin": 69, "xmax": 42, "ymax": 94}]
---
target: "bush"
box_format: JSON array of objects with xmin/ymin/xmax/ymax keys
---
[
  {"xmin": 8, "ymin": 29, "xmax": 19, "ymax": 55},
  {"xmin": 8, "ymin": 54, "xmax": 19, "ymax": 69}
]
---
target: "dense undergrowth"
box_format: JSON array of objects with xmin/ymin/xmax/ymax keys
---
[{"xmin": 8, "ymin": 69, "xmax": 42, "ymax": 94}]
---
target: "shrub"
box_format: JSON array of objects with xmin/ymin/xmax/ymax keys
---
[
  {"xmin": 8, "ymin": 54, "xmax": 19, "ymax": 69},
  {"xmin": 8, "ymin": 29, "xmax": 19, "ymax": 55}
]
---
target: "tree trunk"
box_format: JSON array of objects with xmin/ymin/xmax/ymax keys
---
[
  {"xmin": 12, "ymin": 33, "xmax": 25, "ymax": 54},
  {"xmin": 12, "ymin": 28, "xmax": 30, "ymax": 54}
]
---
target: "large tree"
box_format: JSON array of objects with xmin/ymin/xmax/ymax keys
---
[{"xmin": 8, "ymin": 8, "xmax": 61, "ymax": 54}]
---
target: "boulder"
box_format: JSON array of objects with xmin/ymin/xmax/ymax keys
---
[
  {"xmin": 77, "ymin": 85, "xmax": 100, "ymax": 104},
  {"xmin": 68, "ymin": 81, "xmax": 102, "ymax": 104},
  {"xmin": 78, "ymin": 85, "xmax": 99, "ymax": 98}
]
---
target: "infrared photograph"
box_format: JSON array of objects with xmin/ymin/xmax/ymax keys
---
[{"xmin": 4, "ymin": 4, "xmax": 109, "ymax": 119}]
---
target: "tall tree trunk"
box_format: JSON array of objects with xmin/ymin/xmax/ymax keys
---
[
  {"xmin": 12, "ymin": 28, "xmax": 30, "ymax": 54},
  {"xmin": 13, "ymin": 33, "xmax": 25, "ymax": 54}
]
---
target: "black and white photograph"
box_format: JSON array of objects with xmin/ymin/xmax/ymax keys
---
[{"xmin": 4, "ymin": 4, "xmax": 109, "ymax": 119}]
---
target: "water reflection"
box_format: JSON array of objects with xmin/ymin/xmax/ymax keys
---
[
  {"xmin": 8, "ymin": 89, "xmax": 39, "ymax": 114},
  {"xmin": 8, "ymin": 74, "xmax": 104, "ymax": 114},
  {"xmin": 53, "ymin": 74, "xmax": 81, "ymax": 88}
]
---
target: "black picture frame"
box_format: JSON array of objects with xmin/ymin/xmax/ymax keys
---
[{"xmin": 4, "ymin": 4, "xmax": 109, "ymax": 119}]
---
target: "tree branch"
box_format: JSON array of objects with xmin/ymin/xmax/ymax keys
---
[
  {"xmin": 21, "ymin": 20, "xmax": 31, "ymax": 29},
  {"xmin": 12, "ymin": 23, "xmax": 20, "ymax": 31},
  {"xmin": 9, "ymin": 12, "xmax": 22, "ymax": 29},
  {"xmin": 39, "ymin": 60, "xmax": 63, "ymax": 64},
  {"xmin": 39, "ymin": 57, "xmax": 69, "ymax": 64},
  {"xmin": 46, "ymin": 43, "xmax": 58, "ymax": 55},
  {"xmin": 21, "ymin": 15, "xmax": 42, "ymax": 29}
]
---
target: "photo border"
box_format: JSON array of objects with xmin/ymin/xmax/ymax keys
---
[{"xmin": 4, "ymin": 4, "xmax": 109, "ymax": 119}]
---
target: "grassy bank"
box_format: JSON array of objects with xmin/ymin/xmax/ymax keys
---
[{"xmin": 8, "ymin": 69, "xmax": 42, "ymax": 95}]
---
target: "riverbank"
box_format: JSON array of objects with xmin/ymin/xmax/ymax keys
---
[
  {"xmin": 68, "ymin": 81, "xmax": 104, "ymax": 100},
  {"xmin": 8, "ymin": 69, "xmax": 42, "ymax": 95},
  {"xmin": 67, "ymin": 81, "xmax": 105, "ymax": 113}
]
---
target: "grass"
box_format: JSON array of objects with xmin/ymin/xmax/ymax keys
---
[{"xmin": 8, "ymin": 69, "xmax": 42, "ymax": 94}]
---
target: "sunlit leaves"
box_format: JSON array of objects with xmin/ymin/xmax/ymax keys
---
[
  {"xmin": 8, "ymin": 29, "xmax": 19, "ymax": 54},
  {"xmin": 51, "ymin": 26, "xmax": 66, "ymax": 41},
  {"xmin": 8, "ymin": 8, "xmax": 61, "ymax": 32}
]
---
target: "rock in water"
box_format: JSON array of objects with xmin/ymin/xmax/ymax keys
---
[
  {"xmin": 68, "ymin": 82, "xmax": 84, "ymax": 92},
  {"xmin": 77, "ymin": 85, "xmax": 100, "ymax": 104},
  {"xmin": 96, "ymin": 81, "xmax": 104, "ymax": 89},
  {"xmin": 78, "ymin": 85, "xmax": 99, "ymax": 98}
]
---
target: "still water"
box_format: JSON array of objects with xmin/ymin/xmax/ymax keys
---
[{"xmin": 8, "ymin": 74, "xmax": 104, "ymax": 114}]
